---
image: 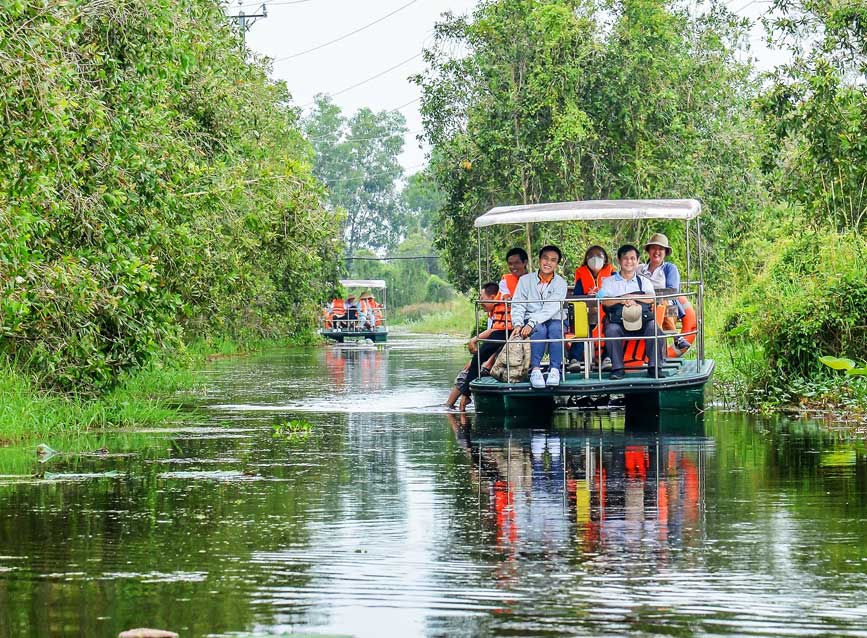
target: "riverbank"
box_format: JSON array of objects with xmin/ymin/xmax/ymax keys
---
[
  {"xmin": 0, "ymin": 333, "xmax": 322, "ymax": 444},
  {"xmin": 390, "ymin": 299, "xmax": 475, "ymax": 336}
]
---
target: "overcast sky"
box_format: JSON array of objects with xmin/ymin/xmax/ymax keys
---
[{"xmin": 236, "ymin": 0, "xmax": 782, "ymax": 175}]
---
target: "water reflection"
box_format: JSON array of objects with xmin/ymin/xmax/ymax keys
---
[{"xmin": 450, "ymin": 411, "xmax": 711, "ymax": 562}]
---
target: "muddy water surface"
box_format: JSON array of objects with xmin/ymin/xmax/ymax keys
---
[{"xmin": 1, "ymin": 335, "xmax": 867, "ymax": 637}]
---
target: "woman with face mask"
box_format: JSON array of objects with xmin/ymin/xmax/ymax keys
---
[{"xmin": 568, "ymin": 245, "xmax": 615, "ymax": 371}]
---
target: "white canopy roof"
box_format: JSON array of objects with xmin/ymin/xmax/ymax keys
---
[
  {"xmin": 339, "ymin": 279, "xmax": 387, "ymax": 289},
  {"xmin": 474, "ymin": 199, "xmax": 702, "ymax": 228}
]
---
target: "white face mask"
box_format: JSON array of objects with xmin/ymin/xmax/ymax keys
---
[{"xmin": 588, "ymin": 256, "xmax": 605, "ymax": 271}]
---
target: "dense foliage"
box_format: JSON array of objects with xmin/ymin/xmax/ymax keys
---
[
  {"xmin": 413, "ymin": 0, "xmax": 765, "ymax": 291},
  {"xmin": 0, "ymin": 0, "xmax": 339, "ymax": 393}
]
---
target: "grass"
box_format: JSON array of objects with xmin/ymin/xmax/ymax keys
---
[
  {"xmin": 0, "ymin": 359, "xmax": 196, "ymax": 444},
  {"xmin": 390, "ymin": 298, "xmax": 477, "ymax": 336}
]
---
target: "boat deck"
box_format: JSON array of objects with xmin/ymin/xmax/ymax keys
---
[
  {"xmin": 320, "ymin": 328, "xmax": 388, "ymax": 343},
  {"xmin": 470, "ymin": 359, "xmax": 714, "ymax": 397}
]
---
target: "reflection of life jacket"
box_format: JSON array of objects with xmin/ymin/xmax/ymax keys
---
[
  {"xmin": 490, "ymin": 292, "xmax": 513, "ymax": 331},
  {"xmin": 624, "ymin": 445, "xmax": 649, "ymax": 481}
]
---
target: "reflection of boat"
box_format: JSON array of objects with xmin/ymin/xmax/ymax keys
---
[
  {"xmin": 320, "ymin": 279, "xmax": 389, "ymax": 343},
  {"xmin": 324, "ymin": 346, "xmax": 387, "ymax": 391},
  {"xmin": 468, "ymin": 200, "xmax": 714, "ymax": 414},
  {"xmin": 447, "ymin": 411, "xmax": 712, "ymax": 553}
]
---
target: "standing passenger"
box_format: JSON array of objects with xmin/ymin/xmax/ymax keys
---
[{"xmin": 511, "ymin": 245, "xmax": 568, "ymax": 389}]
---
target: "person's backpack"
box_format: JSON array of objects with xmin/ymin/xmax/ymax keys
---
[{"xmin": 490, "ymin": 337, "xmax": 531, "ymax": 383}]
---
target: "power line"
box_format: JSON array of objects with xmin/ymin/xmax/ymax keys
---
[
  {"xmin": 302, "ymin": 52, "xmax": 423, "ymax": 106},
  {"xmin": 274, "ymin": 0, "xmax": 423, "ymax": 61},
  {"xmin": 235, "ymin": 0, "xmax": 315, "ymax": 8},
  {"xmin": 227, "ymin": 3, "xmax": 267, "ymax": 44},
  {"xmin": 346, "ymin": 255, "xmax": 441, "ymax": 260},
  {"xmin": 323, "ymin": 162, "xmax": 424, "ymax": 184},
  {"xmin": 308, "ymin": 127, "xmax": 424, "ymax": 143}
]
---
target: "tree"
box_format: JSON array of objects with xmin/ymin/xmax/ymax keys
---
[
  {"xmin": 401, "ymin": 170, "xmax": 446, "ymax": 237},
  {"xmin": 413, "ymin": 0, "xmax": 765, "ymax": 291},
  {"xmin": 759, "ymin": 0, "xmax": 867, "ymax": 231},
  {"xmin": 304, "ymin": 96, "xmax": 408, "ymax": 254}
]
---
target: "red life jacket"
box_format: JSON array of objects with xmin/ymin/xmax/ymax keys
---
[{"xmin": 501, "ymin": 273, "xmax": 520, "ymax": 297}]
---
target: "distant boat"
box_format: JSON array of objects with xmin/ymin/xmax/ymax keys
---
[{"xmin": 320, "ymin": 279, "xmax": 389, "ymax": 344}]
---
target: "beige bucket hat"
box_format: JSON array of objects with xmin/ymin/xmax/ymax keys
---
[{"xmin": 644, "ymin": 232, "xmax": 672, "ymax": 256}]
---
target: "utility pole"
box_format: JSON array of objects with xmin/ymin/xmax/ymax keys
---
[{"xmin": 227, "ymin": 1, "xmax": 267, "ymax": 46}]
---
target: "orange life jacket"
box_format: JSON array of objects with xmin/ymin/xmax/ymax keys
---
[
  {"xmin": 330, "ymin": 298, "xmax": 346, "ymax": 315},
  {"xmin": 489, "ymin": 292, "xmax": 512, "ymax": 331},
  {"xmin": 368, "ymin": 298, "xmax": 383, "ymax": 325},
  {"xmin": 574, "ymin": 263, "xmax": 615, "ymax": 296},
  {"xmin": 501, "ymin": 273, "xmax": 520, "ymax": 297},
  {"xmin": 573, "ymin": 264, "xmax": 615, "ymax": 352}
]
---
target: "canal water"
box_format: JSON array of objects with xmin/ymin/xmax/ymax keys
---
[{"xmin": 1, "ymin": 335, "xmax": 867, "ymax": 637}]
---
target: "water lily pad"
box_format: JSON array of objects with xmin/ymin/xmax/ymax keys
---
[{"xmin": 818, "ymin": 356, "xmax": 856, "ymax": 370}]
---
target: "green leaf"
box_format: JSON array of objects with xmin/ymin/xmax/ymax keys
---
[
  {"xmin": 845, "ymin": 368, "xmax": 867, "ymax": 376},
  {"xmin": 819, "ymin": 356, "xmax": 856, "ymax": 370}
]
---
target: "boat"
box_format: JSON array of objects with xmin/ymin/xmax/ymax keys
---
[
  {"xmin": 468, "ymin": 199, "xmax": 714, "ymax": 413},
  {"xmin": 319, "ymin": 279, "xmax": 389, "ymax": 343}
]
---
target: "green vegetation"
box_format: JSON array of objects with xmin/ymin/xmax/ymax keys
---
[
  {"xmin": 0, "ymin": 0, "xmax": 339, "ymax": 400},
  {"xmin": 0, "ymin": 0, "xmax": 340, "ymax": 395},
  {"xmin": 391, "ymin": 298, "xmax": 475, "ymax": 336},
  {"xmin": 0, "ymin": 358, "xmax": 194, "ymax": 444}
]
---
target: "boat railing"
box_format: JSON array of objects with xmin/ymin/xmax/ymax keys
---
[{"xmin": 473, "ymin": 287, "xmax": 703, "ymax": 382}]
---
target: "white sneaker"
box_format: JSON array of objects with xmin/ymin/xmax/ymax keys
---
[
  {"xmin": 530, "ymin": 369, "xmax": 545, "ymax": 389},
  {"xmin": 602, "ymin": 357, "xmax": 612, "ymax": 371},
  {"xmin": 546, "ymin": 367, "xmax": 561, "ymax": 386}
]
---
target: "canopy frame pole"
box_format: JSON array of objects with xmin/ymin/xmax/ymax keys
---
[{"xmin": 525, "ymin": 223, "xmax": 533, "ymax": 271}]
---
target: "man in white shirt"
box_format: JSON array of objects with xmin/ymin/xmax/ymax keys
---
[{"xmin": 598, "ymin": 244, "xmax": 665, "ymax": 379}]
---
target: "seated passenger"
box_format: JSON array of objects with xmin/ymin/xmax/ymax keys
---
[
  {"xmin": 638, "ymin": 233, "xmax": 690, "ymax": 352},
  {"xmin": 499, "ymin": 247, "xmax": 530, "ymax": 300},
  {"xmin": 511, "ymin": 245, "xmax": 568, "ymax": 389},
  {"xmin": 599, "ymin": 244, "xmax": 665, "ymax": 379},
  {"xmin": 453, "ymin": 282, "xmax": 511, "ymax": 411},
  {"xmin": 328, "ymin": 297, "xmax": 347, "ymax": 329},
  {"xmin": 568, "ymin": 245, "xmax": 615, "ymax": 371},
  {"xmin": 358, "ymin": 292, "xmax": 376, "ymax": 329},
  {"xmin": 345, "ymin": 295, "xmax": 359, "ymax": 329}
]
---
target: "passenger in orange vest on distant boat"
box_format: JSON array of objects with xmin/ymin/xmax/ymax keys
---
[
  {"xmin": 326, "ymin": 297, "xmax": 347, "ymax": 329},
  {"xmin": 568, "ymin": 245, "xmax": 615, "ymax": 372}
]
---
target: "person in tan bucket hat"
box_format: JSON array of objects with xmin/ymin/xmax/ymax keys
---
[{"xmin": 639, "ymin": 232, "xmax": 691, "ymax": 352}]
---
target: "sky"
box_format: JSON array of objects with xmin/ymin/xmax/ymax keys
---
[{"xmin": 235, "ymin": 0, "xmax": 784, "ymax": 174}]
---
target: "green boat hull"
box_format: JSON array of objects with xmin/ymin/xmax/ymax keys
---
[{"xmin": 470, "ymin": 359, "xmax": 713, "ymax": 414}]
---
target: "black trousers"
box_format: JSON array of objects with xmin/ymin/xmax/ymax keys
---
[{"xmin": 459, "ymin": 330, "xmax": 507, "ymax": 396}]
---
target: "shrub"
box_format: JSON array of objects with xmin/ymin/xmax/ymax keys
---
[{"xmin": 425, "ymin": 274, "xmax": 456, "ymax": 303}]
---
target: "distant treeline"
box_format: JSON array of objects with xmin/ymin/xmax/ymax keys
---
[{"xmin": 0, "ymin": 0, "xmax": 340, "ymax": 393}]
